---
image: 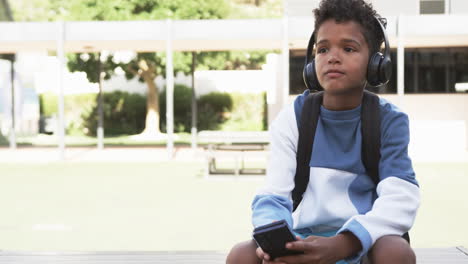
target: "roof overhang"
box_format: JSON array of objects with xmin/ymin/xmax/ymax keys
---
[{"xmin": 0, "ymin": 15, "xmax": 467, "ymax": 54}]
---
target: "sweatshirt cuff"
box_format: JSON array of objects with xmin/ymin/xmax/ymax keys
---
[
  {"xmin": 251, "ymin": 194, "xmax": 293, "ymax": 228},
  {"xmin": 336, "ymin": 219, "xmax": 372, "ymax": 264}
]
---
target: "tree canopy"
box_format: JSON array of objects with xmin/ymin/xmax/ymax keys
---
[{"xmin": 11, "ymin": 0, "xmax": 277, "ymax": 135}]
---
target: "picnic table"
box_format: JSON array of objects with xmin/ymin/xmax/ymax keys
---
[
  {"xmin": 198, "ymin": 131, "xmax": 270, "ymax": 176},
  {"xmin": 0, "ymin": 247, "xmax": 466, "ymax": 263}
]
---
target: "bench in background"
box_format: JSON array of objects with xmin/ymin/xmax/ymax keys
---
[{"xmin": 198, "ymin": 131, "xmax": 269, "ymax": 176}]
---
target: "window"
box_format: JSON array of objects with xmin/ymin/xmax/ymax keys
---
[
  {"xmin": 289, "ymin": 47, "xmax": 468, "ymax": 95},
  {"xmin": 420, "ymin": 0, "xmax": 445, "ymax": 14},
  {"xmin": 404, "ymin": 48, "xmax": 468, "ymax": 93}
]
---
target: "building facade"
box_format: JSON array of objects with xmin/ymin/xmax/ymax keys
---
[
  {"xmin": 287, "ymin": 0, "xmax": 468, "ymax": 95},
  {"xmin": 286, "ymin": 0, "xmax": 468, "ymax": 153},
  {"xmin": 287, "ymin": 0, "xmax": 468, "ymax": 17}
]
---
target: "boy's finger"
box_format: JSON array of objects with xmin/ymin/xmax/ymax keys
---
[
  {"xmin": 256, "ymin": 247, "xmax": 265, "ymax": 258},
  {"xmin": 304, "ymin": 235, "xmax": 320, "ymax": 242},
  {"xmin": 285, "ymin": 240, "xmax": 313, "ymax": 251},
  {"xmin": 276, "ymin": 254, "xmax": 306, "ymax": 263},
  {"xmin": 256, "ymin": 248, "xmax": 271, "ymax": 261}
]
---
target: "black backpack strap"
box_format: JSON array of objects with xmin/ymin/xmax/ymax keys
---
[
  {"xmin": 361, "ymin": 90, "xmax": 381, "ymax": 186},
  {"xmin": 292, "ymin": 91, "xmax": 323, "ymax": 212},
  {"xmin": 361, "ymin": 90, "xmax": 410, "ymax": 243}
]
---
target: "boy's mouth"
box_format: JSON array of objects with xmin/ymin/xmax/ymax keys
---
[{"xmin": 324, "ymin": 69, "xmax": 345, "ymax": 78}]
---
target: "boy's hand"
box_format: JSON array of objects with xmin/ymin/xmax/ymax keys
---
[
  {"xmin": 255, "ymin": 246, "xmax": 275, "ymax": 263},
  {"xmin": 255, "ymin": 236, "xmax": 320, "ymax": 264},
  {"xmin": 273, "ymin": 233, "xmax": 362, "ymax": 264}
]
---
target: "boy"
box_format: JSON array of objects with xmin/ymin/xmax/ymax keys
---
[{"xmin": 226, "ymin": 0, "xmax": 420, "ymax": 263}]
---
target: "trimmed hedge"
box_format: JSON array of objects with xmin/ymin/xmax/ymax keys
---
[
  {"xmin": 218, "ymin": 92, "xmax": 266, "ymax": 131},
  {"xmin": 197, "ymin": 91, "xmax": 233, "ymax": 131},
  {"xmin": 38, "ymin": 84, "xmax": 258, "ymax": 136},
  {"xmin": 0, "ymin": 133, "xmax": 7, "ymax": 145},
  {"xmin": 159, "ymin": 85, "xmax": 233, "ymax": 132},
  {"xmin": 159, "ymin": 84, "xmax": 193, "ymax": 133},
  {"xmin": 82, "ymin": 91, "xmax": 146, "ymax": 136}
]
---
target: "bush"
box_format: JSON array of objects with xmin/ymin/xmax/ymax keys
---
[
  {"xmin": 197, "ymin": 92, "xmax": 233, "ymax": 113},
  {"xmin": 82, "ymin": 91, "xmax": 146, "ymax": 136},
  {"xmin": 159, "ymin": 85, "xmax": 233, "ymax": 132},
  {"xmin": 218, "ymin": 92, "xmax": 266, "ymax": 131},
  {"xmin": 159, "ymin": 84, "xmax": 193, "ymax": 133},
  {"xmin": 39, "ymin": 85, "xmax": 237, "ymax": 136},
  {"xmin": 0, "ymin": 133, "xmax": 7, "ymax": 145},
  {"xmin": 39, "ymin": 92, "xmax": 97, "ymax": 135},
  {"xmin": 197, "ymin": 92, "xmax": 233, "ymax": 131},
  {"xmin": 39, "ymin": 92, "xmax": 58, "ymax": 117}
]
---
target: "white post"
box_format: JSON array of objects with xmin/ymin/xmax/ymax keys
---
[
  {"xmin": 191, "ymin": 52, "xmax": 197, "ymax": 150},
  {"xmin": 445, "ymin": 0, "xmax": 451, "ymax": 14},
  {"xmin": 56, "ymin": 21, "xmax": 66, "ymax": 160},
  {"xmin": 397, "ymin": 15, "xmax": 405, "ymax": 109},
  {"xmin": 9, "ymin": 58, "xmax": 16, "ymax": 150},
  {"xmin": 282, "ymin": 16, "xmax": 290, "ymax": 107},
  {"xmin": 97, "ymin": 52, "xmax": 104, "ymax": 150},
  {"xmin": 166, "ymin": 19, "xmax": 174, "ymax": 159}
]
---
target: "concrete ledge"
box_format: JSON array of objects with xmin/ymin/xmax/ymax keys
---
[{"xmin": 0, "ymin": 248, "xmax": 466, "ymax": 263}]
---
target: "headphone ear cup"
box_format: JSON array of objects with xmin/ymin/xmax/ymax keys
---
[
  {"xmin": 367, "ymin": 52, "xmax": 384, "ymax": 86},
  {"xmin": 379, "ymin": 56, "xmax": 392, "ymax": 85},
  {"xmin": 303, "ymin": 59, "xmax": 321, "ymax": 91}
]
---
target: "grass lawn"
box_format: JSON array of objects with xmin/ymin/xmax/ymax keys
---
[{"xmin": 0, "ymin": 161, "xmax": 466, "ymax": 252}]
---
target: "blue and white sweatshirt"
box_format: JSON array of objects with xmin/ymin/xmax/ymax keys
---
[{"xmin": 252, "ymin": 90, "xmax": 420, "ymax": 263}]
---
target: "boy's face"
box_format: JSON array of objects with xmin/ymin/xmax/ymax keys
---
[{"xmin": 314, "ymin": 19, "xmax": 370, "ymax": 95}]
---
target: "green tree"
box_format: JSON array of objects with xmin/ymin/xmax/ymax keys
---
[
  {"xmin": 11, "ymin": 0, "xmax": 273, "ymax": 135},
  {"xmin": 61, "ymin": 0, "xmax": 231, "ymax": 135},
  {"xmin": 63, "ymin": 0, "xmax": 271, "ymax": 135}
]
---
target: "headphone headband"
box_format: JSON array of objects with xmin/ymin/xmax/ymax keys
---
[{"xmin": 376, "ymin": 17, "xmax": 390, "ymax": 61}]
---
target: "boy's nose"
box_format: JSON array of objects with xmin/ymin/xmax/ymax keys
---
[{"xmin": 327, "ymin": 55, "xmax": 341, "ymax": 64}]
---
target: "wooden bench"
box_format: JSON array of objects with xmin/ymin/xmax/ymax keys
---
[{"xmin": 0, "ymin": 248, "xmax": 466, "ymax": 263}]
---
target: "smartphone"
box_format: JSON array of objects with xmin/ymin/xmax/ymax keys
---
[{"xmin": 252, "ymin": 220, "xmax": 303, "ymax": 260}]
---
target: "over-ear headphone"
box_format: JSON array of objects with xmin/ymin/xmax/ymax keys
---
[{"xmin": 302, "ymin": 17, "xmax": 392, "ymax": 90}]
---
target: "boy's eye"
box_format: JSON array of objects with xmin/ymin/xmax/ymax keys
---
[
  {"xmin": 317, "ymin": 48, "xmax": 328, "ymax": 54},
  {"xmin": 344, "ymin": 47, "xmax": 355, "ymax": 52}
]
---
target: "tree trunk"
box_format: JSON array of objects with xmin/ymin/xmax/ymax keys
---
[{"xmin": 141, "ymin": 71, "xmax": 161, "ymax": 134}]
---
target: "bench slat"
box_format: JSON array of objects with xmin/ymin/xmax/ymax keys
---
[{"xmin": 0, "ymin": 248, "xmax": 466, "ymax": 263}]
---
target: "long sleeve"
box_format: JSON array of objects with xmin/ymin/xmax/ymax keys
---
[
  {"xmin": 251, "ymin": 103, "xmax": 298, "ymax": 229},
  {"xmin": 337, "ymin": 105, "xmax": 420, "ymax": 263}
]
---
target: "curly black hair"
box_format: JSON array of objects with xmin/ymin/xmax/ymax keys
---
[{"xmin": 313, "ymin": 0, "xmax": 385, "ymax": 55}]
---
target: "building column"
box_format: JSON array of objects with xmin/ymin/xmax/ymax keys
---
[
  {"xmin": 56, "ymin": 21, "xmax": 66, "ymax": 160},
  {"xmin": 166, "ymin": 19, "xmax": 174, "ymax": 159},
  {"xmin": 9, "ymin": 55, "xmax": 16, "ymax": 149},
  {"xmin": 97, "ymin": 52, "xmax": 104, "ymax": 150},
  {"xmin": 191, "ymin": 52, "xmax": 197, "ymax": 150}
]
